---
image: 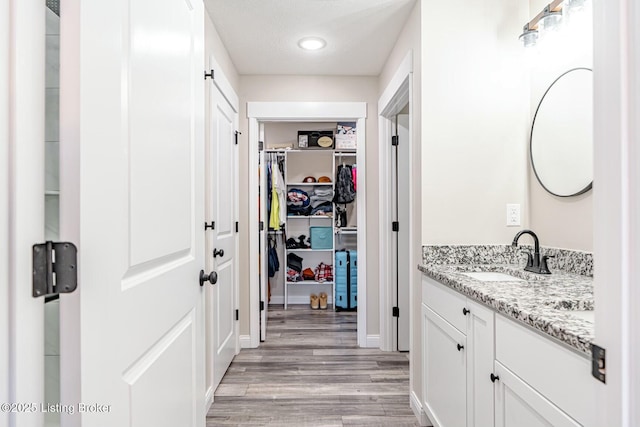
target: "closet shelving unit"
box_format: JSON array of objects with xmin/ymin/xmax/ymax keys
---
[{"xmin": 262, "ymin": 127, "xmax": 359, "ymax": 311}]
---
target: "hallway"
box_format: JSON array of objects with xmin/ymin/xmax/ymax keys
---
[{"xmin": 207, "ymin": 306, "xmax": 418, "ymax": 426}]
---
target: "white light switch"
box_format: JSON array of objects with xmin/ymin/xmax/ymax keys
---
[{"xmin": 506, "ymin": 204, "xmax": 521, "ymax": 226}]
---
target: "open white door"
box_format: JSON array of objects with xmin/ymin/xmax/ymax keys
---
[
  {"xmin": 206, "ymin": 82, "xmax": 239, "ymax": 391},
  {"xmin": 59, "ymin": 0, "xmax": 206, "ymax": 426},
  {"xmin": 3, "ymin": 1, "xmax": 46, "ymax": 426}
]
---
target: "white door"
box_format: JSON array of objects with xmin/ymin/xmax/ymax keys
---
[
  {"xmin": 258, "ymin": 123, "xmax": 267, "ymax": 340},
  {"xmin": 392, "ymin": 111, "xmax": 410, "ymax": 351},
  {"xmin": 3, "ymin": 1, "xmax": 46, "ymax": 426},
  {"xmin": 58, "ymin": 1, "xmax": 206, "ymax": 426},
  {"xmin": 466, "ymin": 300, "xmax": 495, "ymax": 427},
  {"xmin": 207, "ymin": 82, "xmax": 238, "ymax": 391}
]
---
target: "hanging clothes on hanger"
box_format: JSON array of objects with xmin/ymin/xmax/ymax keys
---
[
  {"xmin": 269, "ymin": 154, "xmax": 286, "ymax": 230},
  {"xmin": 351, "ymin": 164, "xmax": 357, "ymax": 191}
]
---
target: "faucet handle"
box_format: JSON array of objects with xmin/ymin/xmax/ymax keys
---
[{"xmin": 540, "ymin": 255, "xmax": 555, "ymax": 274}]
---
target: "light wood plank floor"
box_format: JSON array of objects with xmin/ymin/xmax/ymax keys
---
[{"xmin": 207, "ymin": 305, "xmax": 419, "ymax": 427}]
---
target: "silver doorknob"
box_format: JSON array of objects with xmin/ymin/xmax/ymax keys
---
[{"xmin": 199, "ymin": 270, "xmax": 218, "ymax": 286}]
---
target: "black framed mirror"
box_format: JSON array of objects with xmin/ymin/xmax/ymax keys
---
[{"xmin": 530, "ymin": 68, "xmax": 593, "ymax": 197}]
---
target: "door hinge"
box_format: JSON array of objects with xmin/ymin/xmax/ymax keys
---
[
  {"xmin": 392, "ymin": 221, "xmax": 399, "ymax": 232},
  {"xmin": 392, "ymin": 306, "xmax": 400, "ymax": 317},
  {"xmin": 235, "ymin": 130, "xmax": 241, "ymax": 145},
  {"xmin": 591, "ymin": 344, "xmax": 606, "ymax": 383},
  {"xmin": 235, "ymin": 309, "xmax": 239, "ymax": 321},
  {"xmin": 204, "ymin": 69, "xmax": 214, "ymax": 80},
  {"xmin": 235, "ymin": 221, "xmax": 239, "ymax": 233},
  {"xmin": 32, "ymin": 241, "xmax": 78, "ymax": 298},
  {"xmin": 392, "ymin": 135, "xmax": 399, "ymax": 146},
  {"xmin": 205, "ymin": 221, "xmax": 215, "ymax": 231},
  {"xmin": 260, "ymin": 301, "xmax": 265, "ymax": 311},
  {"xmin": 259, "ymin": 221, "xmax": 264, "ymax": 232}
]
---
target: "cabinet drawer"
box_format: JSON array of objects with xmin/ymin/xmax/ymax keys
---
[
  {"xmin": 495, "ymin": 314, "xmax": 595, "ymax": 427},
  {"xmin": 422, "ymin": 275, "xmax": 467, "ymax": 332}
]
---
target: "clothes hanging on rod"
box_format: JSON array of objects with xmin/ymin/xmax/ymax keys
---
[{"xmin": 267, "ymin": 153, "xmax": 286, "ymax": 231}]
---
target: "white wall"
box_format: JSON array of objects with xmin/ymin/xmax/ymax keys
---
[
  {"xmin": 421, "ymin": 0, "xmax": 529, "ymax": 246},
  {"xmin": 238, "ymin": 75, "xmax": 379, "ymax": 336},
  {"xmin": 377, "ymin": 0, "xmax": 424, "ymax": 416},
  {"xmin": 527, "ymin": 0, "xmax": 593, "ymax": 251}
]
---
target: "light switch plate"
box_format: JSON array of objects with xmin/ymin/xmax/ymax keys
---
[{"xmin": 506, "ymin": 204, "xmax": 521, "ymax": 226}]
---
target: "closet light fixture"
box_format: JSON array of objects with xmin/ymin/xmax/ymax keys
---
[
  {"xmin": 519, "ymin": 24, "xmax": 539, "ymax": 48},
  {"xmin": 298, "ymin": 37, "xmax": 326, "ymax": 51}
]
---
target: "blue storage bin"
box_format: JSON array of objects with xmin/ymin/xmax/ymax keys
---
[{"xmin": 310, "ymin": 226, "xmax": 333, "ymax": 249}]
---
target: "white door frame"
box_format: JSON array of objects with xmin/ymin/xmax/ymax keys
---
[
  {"xmin": 4, "ymin": 1, "xmax": 46, "ymax": 426},
  {"xmin": 593, "ymin": 0, "xmax": 640, "ymax": 425},
  {"xmin": 247, "ymin": 102, "xmax": 368, "ymax": 348},
  {"xmin": 378, "ymin": 51, "xmax": 414, "ymax": 352},
  {"xmin": 204, "ymin": 54, "xmax": 240, "ymax": 409}
]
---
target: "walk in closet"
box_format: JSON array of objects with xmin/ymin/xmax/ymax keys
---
[{"xmin": 259, "ymin": 122, "xmax": 360, "ymax": 311}]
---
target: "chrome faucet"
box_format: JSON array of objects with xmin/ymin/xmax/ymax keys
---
[{"xmin": 511, "ymin": 229, "xmax": 552, "ymax": 274}]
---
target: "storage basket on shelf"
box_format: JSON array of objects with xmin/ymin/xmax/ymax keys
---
[{"xmin": 310, "ymin": 226, "xmax": 333, "ymax": 249}]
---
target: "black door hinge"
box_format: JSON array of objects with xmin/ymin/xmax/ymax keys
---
[
  {"xmin": 32, "ymin": 241, "xmax": 78, "ymax": 298},
  {"xmin": 259, "ymin": 221, "xmax": 264, "ymax": 232},
  {"xmin": 205, "ymin": 221, "xmax": 215, "ymax": 231},
  {"xmin": 235, "ymin": 130, "xmax": 241, "ymax": 145},
  {"xmin": 235, "ymin": 309, "xmax": 239, "ymax": 321},
  {"xmin": 392, "ymin": 135, "xmax": 399, "ymax": 146},
  {"xmin": 260, "ymin": 301, "xmax": 265, "ymax": 311},
  {"xmin": 235, "ymin": 221, "xmax": 239, "ymax": 233},
  {"xmin": 392, "ymin": 221, "xmax": 399, "ymax": 232},
  {"xmin": 204, "ymin": 69, "xmax": 214, "ymax": 80},
  {"xmin": 392, "ymin": 306, "xmax": 400, "ymax": 317},
  {"xmin": 592, "ymin": 344, "xmax": 606, "ymax": 383}
]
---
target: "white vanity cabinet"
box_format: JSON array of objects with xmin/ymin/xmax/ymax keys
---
[
  {"xmin": 421, "ymin": 274, "xmax": 595, "ymax": 427},
  {"xmin": 421, "ymin": 276, "xmax": 495, "ymax": 427}
]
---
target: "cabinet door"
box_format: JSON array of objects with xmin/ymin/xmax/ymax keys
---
[
  {"xmin": 466, "ymin": 300, "xmax": 495, "ymax": 427},
  {"xmin": 422, "ymin": 304, "xmax": 467, "ymax": 427},
  {"xmin": 494, "ymin": 361, "xmax": 581, "ymax": 427}
]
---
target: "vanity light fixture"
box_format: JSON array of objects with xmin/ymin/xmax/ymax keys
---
[
  {"xmin": 518, "ymin": 0, "xmax": 564, "ymax": 47},
  {"xmin": 519, "ymin": 24, "xmax": 539, "ymax": 48},
  {"xmin": 298, "ymin": 37, "xmax": 326, "ymax": 51}
]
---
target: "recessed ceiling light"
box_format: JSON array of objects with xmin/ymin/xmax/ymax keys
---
[{"xmin": 298, "ymin": 37, "xmax": 326, "ymax": 51}]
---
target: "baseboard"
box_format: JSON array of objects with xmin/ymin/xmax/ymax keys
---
[
  {"xmin": 239, "ymin": 335, "xmax": 252, "ymax": 348},
  {"xmin": 205, "ymin": 386, "xmax": 214, "ymax": 412},
  {"xmin": 410, "ymin": 390, "xmax": 431, "ymax": 426},
  {"xmin": 365, "ymin": 334, "xmax": 380, "ymax": 348}
]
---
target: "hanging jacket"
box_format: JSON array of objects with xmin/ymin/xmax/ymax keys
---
[{"xmin": 333, "ymin": 165, "xmax": 356, "ymax": 204}]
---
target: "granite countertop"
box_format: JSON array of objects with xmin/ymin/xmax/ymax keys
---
[{"xmin": 418, "ymin": 263, "xmax": 594, "ymax": 355}]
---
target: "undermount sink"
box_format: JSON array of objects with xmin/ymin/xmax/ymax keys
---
[
  {"xmin": 569, "ymin": 310, "xmax": 595, "ymax": 323},
  {"xmin": 461, "ymin": 271, "xmax": 525, "ymax": 282}
]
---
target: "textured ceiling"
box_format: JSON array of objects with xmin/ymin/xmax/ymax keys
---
[{"xmin": 204, "ymin": 0, "xmax": 416, "ymax": 76}]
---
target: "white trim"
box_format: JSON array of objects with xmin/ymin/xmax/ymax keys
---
[
  {"xmin": 239, "ymin": 335, "xmax": 252, "ymax": 349},
  {"xmin": 410, "ymin": 390, "xmax": 431, "ymax": 426},
  {"xmin": 205, "ymin": 386, "xmax": 214, "ymax": 412},
  {"xmin": 378, "ymin": 51, "xmax": 413, "ymax": 117},
  {"xmin": 365, "ymin": 334, "xmax": 380, "ymax": 348},
  {"xmin": 208, "ymin": 55, "xmax": 238, "ymax": 113},
  {"xmin": 247, "ymin": 102, "xmax": 368, "ymax": 348},
  {"xmin": 594, "ymin": 0, "xmax": 640, "ymax": 426},
  {"xmin": 378, "ymin": 51, "xmax": 414, "ymax": 352},
  {"xmin": 248, "ymin": 118, "xmax": 261, "ymax": 349},
  {"xmin": 247, "ymin": 102, "xmax": 367, "ymax": 121}
]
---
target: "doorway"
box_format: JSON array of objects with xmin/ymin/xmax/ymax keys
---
[{"xmin": 247, "ymin": 102, "xmax": 369, "ymax": 348}]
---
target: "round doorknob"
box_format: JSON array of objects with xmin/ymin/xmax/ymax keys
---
[
  {"xmin": 213, "ymin": 248, "xmax": 224, "ymax": 258},
  {"xmin": 199, "ymin": 270, "xmax": 218, "ymax": 286}
]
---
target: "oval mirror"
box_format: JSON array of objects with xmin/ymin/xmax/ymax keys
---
[{"xmin": 530, "ymin": 68, "xmax": 593, "ymax": 197}]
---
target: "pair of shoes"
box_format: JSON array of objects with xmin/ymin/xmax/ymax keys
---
[
  {"xmin": 310, "ymin": 294, "xmax": 319, "ymax": 310},
  {"xmin": 319, "ymin": 292, "xmax": 328, "ymax": 310}
]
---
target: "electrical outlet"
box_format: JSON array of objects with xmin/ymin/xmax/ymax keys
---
[{"xmin": 506, "ymin": 204, "xmax": 521, "ymax": 226}]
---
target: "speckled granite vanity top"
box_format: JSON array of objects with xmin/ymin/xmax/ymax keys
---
[{"xmin": 419, "ymin": 262, "xmax": 594, "ymax": 355}]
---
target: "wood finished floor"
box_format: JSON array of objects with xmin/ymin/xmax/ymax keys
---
[{"xmin": 207, "ymin": 305, "xmax": 419, "ymax": 427}]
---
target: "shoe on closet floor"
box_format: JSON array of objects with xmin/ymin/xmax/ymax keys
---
[
  {"xmin": 319, "ymin": 292, "xmax": 328, "ymax": 310},
  {"xmin": 310, "ymin": 294, "xmax": 319, "ymax": 310}
]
